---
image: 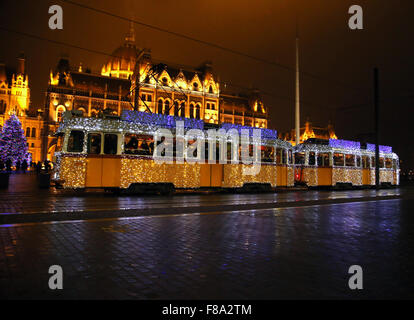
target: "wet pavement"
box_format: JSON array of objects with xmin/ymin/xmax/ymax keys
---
[
  {"xmin": 0, "ymin": 172, "xmax": 407, "ymax": 217},
  {"xmin": 0, "ymin": 173, "xmax": 413, "ymax": 299}
]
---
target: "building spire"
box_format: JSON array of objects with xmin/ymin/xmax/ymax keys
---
[{"xmin": 125, "ymin": 21, "xmax": 135, "ymax": 44}]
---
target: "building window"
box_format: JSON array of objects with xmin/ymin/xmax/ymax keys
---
[
  {"xmin": 31, "ymin": 143, "xmax": 34, "ymax": 148},
  {"xmin": 164, "ymin": 100, "xmax": 170, "ymax": 114},
  {"xmin": 189, "ymin": 103, "xmax": 194, "ymax": 118},
  {"xmin": 195, "ymin": 104, "xmax": 201, "ymax": 119},
  {"xmin": 193, "ymin": 82, "xmax": 199, "ymax": 91},
  {"xmin": 157, "ymin": 99, "xmax": 163, "ymax": 114},
  {"xmin": 141, "ymin": 93, "xmax": 152, "ymax": 102},
  {"xmin": 180, "ymin": 102, "xmax": 185, "ymax": 117},
  {"xmin": 209, "ymin": 86, "xmax": 213, "ymax": 94},
  {"xmin": 77, "ymin": 107, "xmax": 86, "ymax": 115},
  {"xmin": 31, "ymin": 128, "xmax": 36, "ymax": 138},
  {"xmin": 0, "ymin": 100, "xmax": 6, "ymax": 113},
  {"xmin": 56, "ymin": 106, "xmax": 65, "ymax": 122},
  {"xmin": 173, "ymin": 101, "xmax": 179, "ymax": 117},
  {"xmin": 26, "ymin": 127, "xmax": 30, "ymax": 137}
]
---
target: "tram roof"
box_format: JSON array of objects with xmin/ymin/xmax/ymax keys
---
[
  {"xmin": 296, "ymin": 138, "xmax": 393, "ymax": 154},
  {"xmin": 56, "ymin": 110, "xmax": 282, "ymax": 143}
]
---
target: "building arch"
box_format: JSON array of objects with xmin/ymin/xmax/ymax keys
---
[
  {"xmin": 164, "ymin": 99, "xmax": 171, "ymax": 115},
  {"xmin": 157, "ymin": 98, "xmax": 164, "ymax": 114},
  {"xmin": 195, "ymin": 103, "xmax": 201, "ymax": 119},
  {"xmin": 189, "ymin": 103, "xmax": 195, "ymax": 118},
  {"xmin": 173, "ymin": 100, "xmax": 180, "ymax": 117},
  {"xmin": 56, "ymin": 105, "xmax": 66, "ymax": 122}
]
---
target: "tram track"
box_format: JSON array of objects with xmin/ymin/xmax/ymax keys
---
[{"xmin": 0, "ymin": 192, "xmax": 409, "ymax": 225}]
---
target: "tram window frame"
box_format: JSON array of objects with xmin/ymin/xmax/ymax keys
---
[
  {"xmin": 288, "ymin": 150, "xmax": 293, "ymax": 164},
  {"xmin": 371, "ymin": 156, "xmax": 376, "ymax": 168},
  {"xmin": 87, "ymin": 133, "xmax": 102, "ymax": 155},
  {"xmin": 356, "ymin": 156, "xmax": 361, "ymax": 168},
  {"xmin": 276, "ymin": 148, "xmax": 282, "ymax": 165},
  {"xmin": 294, "ymin": 152, "xmax": 305, "ymax": 165},
  {"xmin": 104, "ymin": 133, "xmax": 118, "ymax": 155},
  {"xmin": 345, "ymin": 154, "xmax": 355, "ymax": 167},
  {"xmin": 385, "ymin": 158, "xmax": 393, "ymax": 169},
  {"xmin": 123, "ymin": 133, "xmax": 154, "ymax": 156},
  {"xmin": 56, "ymin": 133, "xmax": 64, "ymax": 153},
  {"xmin": 362, "ymin": 156, "xmax": 370, "ymax": 168},
  {"xmin": 317, "ymin": 153, "xmax": 330, "ymax": 167},
  {"xmin": 333, "ymin": 153, "xmax": 345, "ymax": 166},
  {"xmin": 379, "ymin": 157, "xmax": 384, "ymax": 168},
  {"xmin": 67, "ymin": 130, "xmax": 84, "ymax": 153},
  {"xmin": 308, "ymin": 152, "xmax": 316, "ymax": 166}
]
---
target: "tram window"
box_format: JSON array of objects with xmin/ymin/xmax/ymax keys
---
[
  {"xmin": 288, "ymin": 150, "xmax": 293, "ymax": 164},
  {"xmin": 371, "ymin": 156, "xmax": 376, "ymax": 168},
  {"xmin": 379, "ymin": 157, "xmax": 384, "ymax": 168},
  {"xmin": 317, "ymin": 153, "xmax": 330, "ymax": 167},
  {"xmin": 308, "ymin": 152, "xmax": 316, "ymax": 166},
  {"xmin": 87, "ymin": 133, "xmax": 101, "ymax": 154},
  {"xmin": 356, "ymin": 156, "xmax": 361, "ymax": 167},
  {"xmin": 385, "ymin": 158, "xmax": 393, "ymax": 168},
  {"xmin": 345, "ymin": 154, "xmax": 355, "ymax": 167},
  {"xmin": 104, "ymin": 134, "xmax": 118, "ymax": 155},
  {"xmin": 295, "ymin": 152, "xmax": 305, "ymax": 165},
  {"xmin": 362, "ymin": 156, "xmax": 370, "ymax": 168},
  {"xmin": 333, "ymin": 153, "xmax": 344, "ymax": 166},
  {"xmin": 282, "ymin": 149, "xmax": 287, "ymax": 164},
  {"xmin": 261, "ymin": 146, "xmax": 274, "ymax": 163},
  {"xmin": 67, "ymin": 130, "xmax": 84, "ymax": 153},
  {"xmin": 123, "ymin": 134, "xmax": 154, "ymax": 156}
]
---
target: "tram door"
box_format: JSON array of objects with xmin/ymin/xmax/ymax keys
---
[
  {"xmin": 86, "ymin": 133, "xmax": 121, "ymax": 187},
  {"xmin": 86, "ymin": 133, "xmax": 103, "ymax": 187},
  {"xmin": 200, "ymin": 163, "xmax": 223, "ymax": 187}
]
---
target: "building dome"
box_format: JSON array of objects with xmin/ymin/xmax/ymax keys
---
[{"xmin": 101, "ymin": 23, "xmax": 140, "ymax": 79}]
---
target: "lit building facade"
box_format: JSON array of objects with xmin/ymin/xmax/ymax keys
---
[
  {"xmin": 43, "ymin": 25, "xmax": 268, "ymax": 160},
  {"xmin": 280, "ymin": 119, "xmax": 337, "ymax": 146},
  {"xmin": 0, "ymin": 54, "xmax": 44, "ymax": 162}
]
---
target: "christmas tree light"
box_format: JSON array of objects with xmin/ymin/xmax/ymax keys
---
[{"xmin": 0, "ymin": 114, "xmax": 31, "ymax": 165}]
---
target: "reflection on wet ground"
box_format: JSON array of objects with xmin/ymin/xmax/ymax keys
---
[
  {"xmin": 1, "ymin": 198, "xmax": 413, "ymax": 299},
  {"xmin": 0, "ymin": 173, "xmax": 407, "ymax": 215}
]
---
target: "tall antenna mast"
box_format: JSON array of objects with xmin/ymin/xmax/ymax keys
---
[{"xmin": 295, "ymin": 15, "xmax": 301, "ymax": 146}]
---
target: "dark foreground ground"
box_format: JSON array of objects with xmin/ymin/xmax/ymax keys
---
[{"xmin": 0, "ymin": 173, "xmax": 413, "ymax": 299}]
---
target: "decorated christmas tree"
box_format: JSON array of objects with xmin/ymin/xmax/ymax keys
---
[{"xmin": 0, "ymin": 114, "xmax": 30, "ymax": 165}]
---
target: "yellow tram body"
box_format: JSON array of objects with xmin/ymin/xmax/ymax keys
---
[
  {"xmin": 53, "ymin": 112, "xmax": 295, "ymax": 191},
  {"xmin": 294, "ymin": 139, "xmax": 399, "ymax": 187}
]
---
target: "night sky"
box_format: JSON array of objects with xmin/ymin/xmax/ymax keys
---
[{"xmin": 0, "ymin": 0, "xmax": 413, "ymax": 171}]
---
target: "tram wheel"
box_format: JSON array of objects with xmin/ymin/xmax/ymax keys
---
[{"xmin": 159, "ymin": 183, "xmax": 175, "ymax": 196}]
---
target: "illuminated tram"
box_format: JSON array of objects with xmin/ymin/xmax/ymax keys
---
[
  {"xmin": 293, "ymin": 138, "xmax": 400, "ymax": 187},
  {"xmin": 52, "ymin": 110, "xmax": 295, "ymax": 193}
]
